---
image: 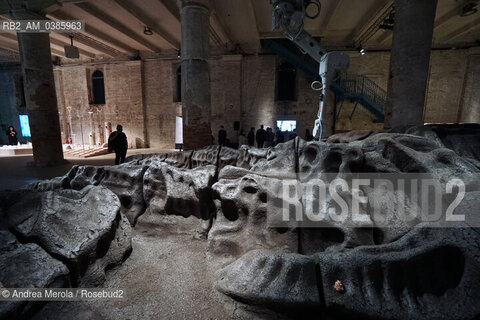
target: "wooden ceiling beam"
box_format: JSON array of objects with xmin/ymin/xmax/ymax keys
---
[
  {"xmin": 74, "ymin": 2, "xmax": 162, "ymax": 52},
  {"xmin": 319, "ymin": 0, "xmax": 342, "ymax": 35},
  {"xmin": 47, "ymin": 11, "xmax": 133, "ymax": 56},
  {"xmin": 113, "ymin": 0, "xmax": 180, "ymax": 49},
  {"xmin": 210, "ymin": 9, "xmax": 233, "ymax": 49},
  {"xmin": 156, "ymin": 0, "xmax": 180, "ymax": 20},
  {"xmin": 441, "ymin": 16, "xmax": 480, "ymax": 42},
  {"xmin": 0, "ymin": 34, "xmax": 19, "ymax": 52},
  {"xmin": 434, "ymin": 0, "xmax": 473, "ymax": 30},
  {"xmin": 49, "ymin": 36, "xmax": 96, "ymax": 58},
  {"xmin": 0, "ymin": 33, "xmax": 62, "ymax": 57},
  {"xmin": 349, "ymin": 1, "xmax": 393, "ymax": 44}
]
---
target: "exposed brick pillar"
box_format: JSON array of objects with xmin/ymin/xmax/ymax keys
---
[
  {"xmin": 10, "ymin": 10, "xmax": 64, "ymax": 166},
  {"xmin": 384, "ymin": 0, "xmax": 438, "ymax": 129},
  {"xmin": 180, "ymin": 0, "xmax": 212, "ymax": 150}
]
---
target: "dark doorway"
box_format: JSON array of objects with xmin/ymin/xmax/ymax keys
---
[
  {"xmin": 276, "ymin": 62, "xmax": 297, "ymax": 101},
  {"xmin": 92, "ymin": 70, "xmax": 106, "ymax": 104}
]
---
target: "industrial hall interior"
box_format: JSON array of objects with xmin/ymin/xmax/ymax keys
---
[{"xmin": 1, "ymin": 0, "xmax": 480, "ymax": 319}]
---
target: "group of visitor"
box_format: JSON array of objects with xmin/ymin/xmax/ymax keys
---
[{"xmin": 217, "ymin": 124, "xmax": 313, "ymax": 149}]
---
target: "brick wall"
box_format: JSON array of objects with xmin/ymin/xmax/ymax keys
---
[
  {"xmin": 47, "ymin": 48, "xmax": 480, "ymax": 147},
  {"xmin": 2, "ymin": 47, "xmax": 479, "ymax": 148},
  {"xmin": 143, "ymin": 59, "xmax": 182, "ymax": 149},
  {"xmin": 54, "ymin": 61, "xmax": 145, "ymax": 148},
  {"xmin": 336, "ymin": 47, "xmax": 480, "ymax": 131}
]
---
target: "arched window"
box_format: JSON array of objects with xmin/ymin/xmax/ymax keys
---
[
  {"xmin": 92, "ymin": 70, "xmax": 105, "ymax": 104},
  {"xmin": 276, "ymin": 62, "xmax": 297, "ymax": 101},
  {"xmin": 174, "ymin": 66, "xmax": 182, "ymax": 102}
]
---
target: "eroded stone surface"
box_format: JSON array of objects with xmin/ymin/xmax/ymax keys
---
[
  {"xmin": 405, "ymin": 124, "xmax": 480, "ymax": 167},
  {"xmin": 4, "ymin": 186, "xmax": 131, "ymax": 286},
  {"xmin": 316, "ymin": 225, "xmax": 480, "ymax": 320},
  {"xmin": 3, "ymin": 125, "xmax": 480, "ymax": 320},
  {"xmin": 27, "ymin": 166, "xmax": 79, "ymax": 191},
  {"xmin": 49, "ymin": 165, "xmax": 148, "ymax": 226},
  {"xmin": 237, "ymin": 139, "xmax": 298, "ymax": 176},
  {"xmin": 143, "ymin": 163, "xmax": 216, "ymax": 220},
  {"xmin": 0, "ymin": 231, "xmax": 69, "ymax": 319},
  {"xmin": 164, "ymin": 150, "xmax": 193, "ymax": 169},
  {"xmin": 327, "ymin": 130, "xmax": 374, "ymax": 143},
  {"xmin": 215, "ymin": 250, "xmax": 320, "ymax": 312},
  {"xmin": 191, "ymin": 145, "xmax": 220, "ymax": 168},
  {"xmin": 208, "ymin": 167, "xmax": 298, "ymax": 264}
]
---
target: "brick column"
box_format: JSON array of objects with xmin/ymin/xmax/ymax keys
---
[
  {"xmin": 384, "ymin": 0, "xmax": 438, "ymax": 129},
  {"xmin": 10, "ymin": 10, "xmax": 64, "ymax": 166},
  {"xmin": 180, "ymin": 0, "xmax": 212, "ymax": 150}
]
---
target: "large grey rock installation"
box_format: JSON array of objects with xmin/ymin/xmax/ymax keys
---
[
  {"xmin": 1, "ymin": 124, "xmax": 479, "ymax": 319},
  {"xmin": 0, "ymin": 231, "xmax": 69, "ymax": 319},
  {"xmin": 0, "ymin": 186, "xmax": 132, "ymax": 319}
]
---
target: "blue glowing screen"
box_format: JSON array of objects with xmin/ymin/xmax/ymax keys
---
[{"xmin": 19, "ymin": 115, "xmax": 31, "ymax": 137}]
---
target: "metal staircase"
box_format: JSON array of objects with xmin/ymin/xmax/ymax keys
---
[
  {"xmin": 331, "ymin": 75, "xmax": 386, "ymax": 122},
  {"xmin": 263, "ymin": 39, "xmax": 387, "ymax": 123}
]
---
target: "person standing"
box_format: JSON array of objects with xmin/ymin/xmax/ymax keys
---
[
  {"xmin": 247, "ymin": 127, "xmax": 255, "ymax": 147},
  {"xmin": 276, "ymin": 128, "xmax": 285, "ymax": 144},
  {"xmin": 256, "ymin": 125, "xmax": 267, "ymax": 148},
  {"xmin": 305, "ymin": 129, "xmax": 314, "ymax": 141},
  {"xmin": 108, "ymin": 124, "xmax": 128, "ymax": 165},
  {"xmin": 218, "ymin": 125, "xmax": 227, "ymax": 146},
  {"xmin": 265, "ymin": 127, "xmax": 275, "ymax": 148},
  {"xmin": 6, "ymin": 126, "xmax": 18, "ymax": 146},
  {"xmin": 289, "ymin": 129, "xmax": 298, "ymax": 141}
]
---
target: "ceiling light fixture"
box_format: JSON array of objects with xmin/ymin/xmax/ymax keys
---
[
  {"xmin": 461, "ymin": 2, "xmax": 478, "ymax": 16},
  {"xmin": 144, "ymin": 26, "xmax": 153, "ymax": 36},
  {"xmin": 64, "ymin": 35, "xmax": 80, "ymax": 59},
  {"xmin": 357, "ymin": 45, "xmax": 366, "ymax": 55},
  {"xmin": 177, "ymin": 50, "xmax": 181, "ymax": 58}
]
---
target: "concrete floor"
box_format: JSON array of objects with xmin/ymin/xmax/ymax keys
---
[
  {"xmin": 0, "ymin": 148, "xmax": 172, "ymax": 190},
  {"xmin": 32, "ymin": 223, "xmax": 252, "ymax": 320}
]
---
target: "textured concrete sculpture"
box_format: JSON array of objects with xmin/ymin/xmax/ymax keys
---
[{"xmin": 0, "ymin": 124, "xmax": 479, "ymax": 319}]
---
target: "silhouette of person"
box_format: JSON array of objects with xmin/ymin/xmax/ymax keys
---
[
  {"xmin": 247, "ymin": 127, "xmax": 255, "ymax": 147},
  {"xmin": 276, "ymin": 128, "xmax": 285, "ymax": 144},
  {"xmin": 265, "ymin": 127, "xmax": 275, "ymax": 148},
  {"xmin": 6, "ymin": 126, "xmax": 18, "ymax": 146},
  {"xmin": 289, "ymin": 129, "xmax": 297, "ymax": 141},
  {"xmin": 305, "ymin": 129, "xmax": 314, "ymax": 141},
  {"xmin": 256, "ymin": 125, "xmax": 267, "ymax": 148},
  {"xmin": 218, "ymin": 125, "xmax": 227, "ymax": 146},
  {"xmin": 108, "ymin": 124, "xmax": 128, "ymax": 165}
]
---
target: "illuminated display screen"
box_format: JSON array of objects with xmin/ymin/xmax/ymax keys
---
[
  {"xmin": 276, "ymin": 120, "xmax": 297, "ymax": 132},
  {"xmin": 19, "ymin": 115, "xmax": 31, "ymax": 137}
]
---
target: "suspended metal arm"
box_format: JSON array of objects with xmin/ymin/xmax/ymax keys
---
[{"xmin": 270, "ymin": 0, "xmax": 350, "ymax": 139}]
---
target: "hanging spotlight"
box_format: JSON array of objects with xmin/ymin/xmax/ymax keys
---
[
  {"xmin": 460, "ymin": 2, "xmax": 478, "ymax": 17},
  {"xmin": 64, "ymin": 35, "xmax": 80, "ymax": 59},
  {"xmin": 177, "ymin": 50, "xmax": 181, "ymax": 58},
  {"xmin": 357, "ymin": 45, "xmax": 366, "ymax": 55},
  {"xmin": 143, "ymin": 26, "xmax": 153, "ymax": 35}
]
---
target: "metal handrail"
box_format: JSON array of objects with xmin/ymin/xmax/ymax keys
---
[{"xmin": 336, "ymin": 74, "xmax": 387, "ymax": 112}]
